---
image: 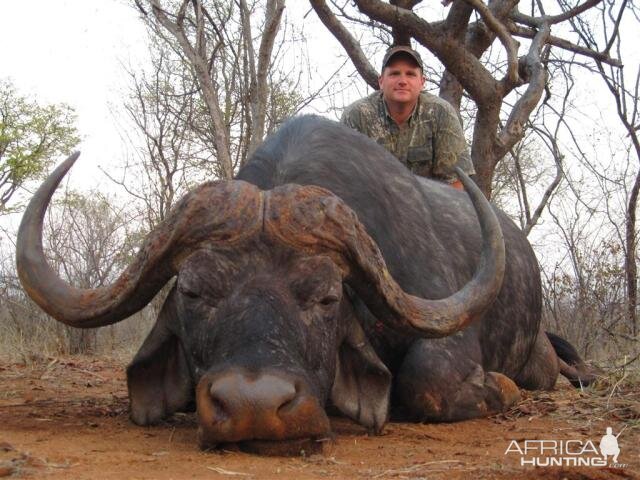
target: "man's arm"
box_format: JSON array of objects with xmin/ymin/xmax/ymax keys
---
[
  {"xmin": 431, "ymin": 102, "xmax": 475, "ymax": 187},
  {"xmin": 340, "ymin": 105, "xmax": 360, "ymax": 131}
]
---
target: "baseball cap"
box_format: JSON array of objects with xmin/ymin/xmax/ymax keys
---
[{"xmin": 381, "ymin": 46, "xmax": 424, "ymax": 71}]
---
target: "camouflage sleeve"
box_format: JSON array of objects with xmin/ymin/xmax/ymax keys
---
[
  {"xmin": 339, "ymin": 107, "xmax": 350, "ymax": 125},
  {"xmin": 431, "ymin": 103, "xmax": 475, "ymax": 183},
  {"xmin": 340, "ymin": 104, "xmax": 363, "ymax": 134}
]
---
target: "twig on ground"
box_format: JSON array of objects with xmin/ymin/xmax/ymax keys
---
[
  {"xmin": 372, "ymin": 460, "xmax": 464, "ymax": 478},
  {"xmin": 607, "ymin": 371, "xmax": 629, "ymax": 409},
  {"xmin": 206, "ymin": 466, "xmax": 253, "ymax": 476}
]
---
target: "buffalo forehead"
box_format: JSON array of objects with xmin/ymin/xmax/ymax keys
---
[{"xmin": 177, "ymin": 245, "xmax": 343, "ymax": 299}]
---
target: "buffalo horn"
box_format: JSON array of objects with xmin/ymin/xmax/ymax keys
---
[
  {"xmin": 264, "ymin": 168, "xmax": 505, "ymax": 338},
  {"xmin": 16, "ymin": 153, "xmax": 263, "ymax": 328}
]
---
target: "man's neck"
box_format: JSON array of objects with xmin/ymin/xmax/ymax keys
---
[{"xmin": 384, "ymin": 98, "xmax": 418, "ymax": 126}]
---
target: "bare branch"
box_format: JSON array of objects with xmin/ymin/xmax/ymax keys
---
[
  {"xmin": 511, "ymin": 0, "xmax": 603, "ymax": 27},
  {"xmin": 389, "ymin": 0, "xmax": 421, "ymax": 44},
  {"xmin": 462, "ymin": 0, "xmax": 520, "ymax": 86},
  {"xmin": 150, "ymin": 0, "xmax": 234, "ymax": 178},
  {"xmin": 443, "ymin": 0, "xmax": 473, "ymax": 38},
  {"xmin": 308, "ymin": 0, "xmax": 379, "ymax": 89},
  {"xmin": 497, "ymin": 24, "xmax": 550, "ymax": 155},
  {"xmin": 247, "ymin": 0, "xmax": 285, "ymax": 156},
  {"xmin": 522, "ymin": 129, "xmax": 564, "ymax": 237},
  {"xmin": 510, "ymin": 25, "xmax": 622, "ymax": 67},
  {"xmin": 603, "ymin": 0, "xmax": 629, "ymax": 55}
]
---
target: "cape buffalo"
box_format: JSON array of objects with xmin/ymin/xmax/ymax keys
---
[{"xmin": 17, "ymin": 115, "xmax": 592, "ymax": 454}]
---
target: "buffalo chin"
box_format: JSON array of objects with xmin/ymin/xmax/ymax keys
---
[{"xmin": 199, "ymin": 437, "xmax": 330, "ymax": 457}]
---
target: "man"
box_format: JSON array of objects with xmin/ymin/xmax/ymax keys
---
[{"xmin": 341, "ymin": 46, "xmax": 474, "ymax": 190}]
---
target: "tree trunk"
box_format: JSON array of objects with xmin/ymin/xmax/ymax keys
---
[
  {"xmin": 471, "ymin": 105, "xmax": 501, "ymax": 198},
  {"xmin": 625, "ymin": 170, "xmax": 640, "ymax": 336},
  {"xmin": 67, "ymin": 327, "xmax": 97, "ymax": 355}
]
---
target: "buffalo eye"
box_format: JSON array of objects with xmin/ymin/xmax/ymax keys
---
[
  {"xmin": 180, "ymin": 287, "xmax": 200, "ymax": 299},
  {"xmin": 291, "ymin": 276, "xmax": 341, "ymax": 311},
  {"xmin": 291, "ymin": 277, "xmax": 340, "ymax": 310},
  {"xmin": 177, "ymin": 275, "xmax": 221, "ymax": 306},
  {"xmin": 319, "ymin": 293, "xmax": 340, "ymax": 307},
  {"xmin": 289, "ymin": 256, "xmax": 343, "ymax": 310}
]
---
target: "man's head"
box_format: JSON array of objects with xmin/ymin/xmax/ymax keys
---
[{"xmin": 379, "ymin": 46, "xmax": 425, "ymax": 109}]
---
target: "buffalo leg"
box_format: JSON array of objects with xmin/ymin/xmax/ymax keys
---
[
  {"xmin": 512, "ymin": 326, "xmax": 559, "ymax": 390},
  {"xmin": 394, "ymin": 338, "xmax": 520, "ymax": 422}
]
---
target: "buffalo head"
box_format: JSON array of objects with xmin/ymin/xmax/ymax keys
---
[{"xmin": 16, "ymin": 152, "xmax": 504, "ymax": 454}]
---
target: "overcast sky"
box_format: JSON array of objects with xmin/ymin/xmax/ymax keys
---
[{"xmin": 1, "ymin": 0, "xmax": 150, "ymax": 185}]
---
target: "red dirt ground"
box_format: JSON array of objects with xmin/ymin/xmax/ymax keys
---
[{"xmin": 0, "ymin": 357, "xmax": 638, "ymax": 479}]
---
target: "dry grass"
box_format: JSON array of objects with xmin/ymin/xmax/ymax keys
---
[
  {"xmin": 0, "ymin": 312, "xmax": 153, "ymax": 365},
  {"xmin": 568, "ymin": 363, "xmax": 640, "ymax": 430},
  {"xmin": 497, "ymin": 361, "xmax": 640, "ymax": 442}
]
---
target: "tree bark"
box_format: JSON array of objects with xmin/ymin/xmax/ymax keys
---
[{"xmin": 625, "ymin": 171, "xmax": 639, "ymax": 336}]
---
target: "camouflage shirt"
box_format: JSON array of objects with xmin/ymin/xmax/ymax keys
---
[{"xmin": 340, "ymin": 91, "xmax": 475, "ymax": 183}]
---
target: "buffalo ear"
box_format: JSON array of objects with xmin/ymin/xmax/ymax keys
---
[
  {"xmin": 330, "ymin": 299, "xmax": 391, "ymax": 434},
  {"xmin": 127, "ymin": 287, "xmax": 193, "ymax": 425}
]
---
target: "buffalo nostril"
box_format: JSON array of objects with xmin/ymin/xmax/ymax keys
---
[
  {"xmin": 275, "ymin": 394, "xmax": 297, "ymax": 416},
  {"xmin": 208, "ymin": 394, "xmax": 229, "ymax": 423},
  {"xmin": 276, "ymin": 381, "xmax": 302, "ymax": 416},
  {"xmin": 196, "ymin": 379, "xmax": 232, "ymax": 428}
]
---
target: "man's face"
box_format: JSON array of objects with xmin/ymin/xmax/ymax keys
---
[{"xmin": 378, "ymin": 56, "xmax": 425, "ymax": 107}]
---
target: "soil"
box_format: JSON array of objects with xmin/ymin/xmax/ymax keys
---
[{"xmin": 0, "ymin": 356, "xmax": 638, "ymax": 479}]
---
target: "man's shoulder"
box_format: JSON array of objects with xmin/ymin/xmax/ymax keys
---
[
  {"xmin": 418, "ymin": 91, "xmax": 457, "ymax": 114},
  {"xmin": 342, "ymin": 91, "xmax": 382, "ymax": 119}
]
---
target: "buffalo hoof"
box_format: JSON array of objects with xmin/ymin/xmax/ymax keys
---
[
  {"xmin": 196, "ymin": 368, "xmax": 331, "ymax": 450},
  {"xmin": 398, "ymin": 369, "xmax": 522, "ymax": 422},
  {"xmin": 486, "ymin": 371, "xmax": 521, "ymax": 410}
]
